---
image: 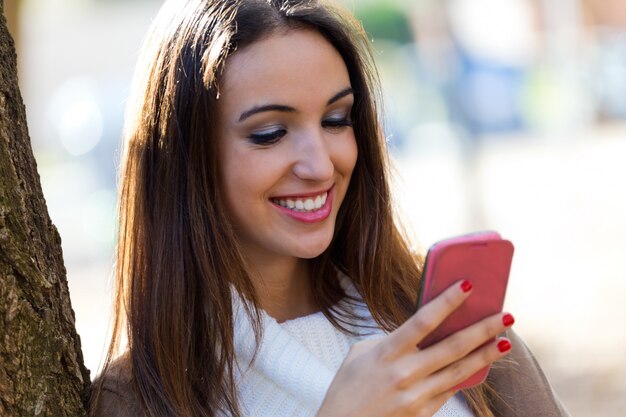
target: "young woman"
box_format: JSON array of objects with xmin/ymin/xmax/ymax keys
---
[{"xmin": 91, "ymin": 1, "xmax": 569, "ymax": 416}]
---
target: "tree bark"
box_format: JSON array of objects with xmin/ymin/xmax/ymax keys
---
[{"xmin": 0, "ymin": 1, "xmax": 91, "ymax": 415}]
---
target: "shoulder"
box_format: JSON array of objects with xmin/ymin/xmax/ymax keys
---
[
  {"xmin": 487, "ymin": 329, "xmax": 570, "ymax": 417},
  {"xmin": 89, "ymin": 354, "xmax": 145, "ymax": 417}
]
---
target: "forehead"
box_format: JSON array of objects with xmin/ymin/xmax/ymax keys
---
[{"xmin": 218, "ymin": 29, "xmax": 351, "ymax": 116}]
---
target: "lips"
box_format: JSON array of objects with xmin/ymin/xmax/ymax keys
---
[{"xmin": 269, "ymin": 186, "xmax": 334, "ymax": 223}]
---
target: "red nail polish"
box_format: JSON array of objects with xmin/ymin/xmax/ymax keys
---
[
  {"xmin": 460, "ymin": 280, "xmax": 473, "ymax": 293},
  {"xmin": 497, "ymin": 339, "xmax": 512, "ymax": 353},
  {"xmin": 502, "ymin": 313, "xmax": 515, "ymax": 327}
]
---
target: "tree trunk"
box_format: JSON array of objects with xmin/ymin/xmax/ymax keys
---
[{"xmin": 0, "ymin": 1, "xmax": 91, "ymax": 416}]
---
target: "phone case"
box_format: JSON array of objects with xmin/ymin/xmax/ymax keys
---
[{"xmin": 417, "ymin": 231, "xmax": 514, "ymax": 389}]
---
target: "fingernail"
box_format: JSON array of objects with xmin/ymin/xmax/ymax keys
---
[
  {"xmin": 460, "ymin": 280, "xmax": 473, "ymax": 293},
  {"xmin": 497, "ymin": 339, "xmax": 512, "ymax": 353},
  {"xmin": 502, "ymin": 313, "xmax": 515, "ymax": 327}
]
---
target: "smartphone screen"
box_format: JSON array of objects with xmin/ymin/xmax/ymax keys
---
[{"xmin": 416, "ymin": 231, "xmax": 514, "ymax": 388}]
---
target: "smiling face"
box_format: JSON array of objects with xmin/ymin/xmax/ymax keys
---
[{"xmin": 217, "ymin": 29, "xmax": 358, "ymax": 268}]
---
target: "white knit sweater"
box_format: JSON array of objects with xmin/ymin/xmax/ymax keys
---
[{"xmin": 232, "ymin": 279, "xmax": 475, "ymax": 417}]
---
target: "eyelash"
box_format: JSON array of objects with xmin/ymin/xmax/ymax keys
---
[
  {"xmin": 323, "ymin": 117, "xmax": 353, "ymax": 130},
  {"xmin": 248, "ymin": 128, "xmax": 287, "ymax": 145},
  {"xmin": 248, "ymin": 117, "xmax": 353, "ymax": 146}
]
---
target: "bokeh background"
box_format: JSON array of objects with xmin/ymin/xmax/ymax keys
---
[{"xmin": 6, "ymin": 0, "xmax": 626, "ymax": 415}]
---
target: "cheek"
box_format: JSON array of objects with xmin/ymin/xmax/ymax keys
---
[
  {"xmin": 335, "ymin": 132, "xmax": 358, "ymax": 176},
  {"xmin": 220, "ymin": 148, "xmax": 280, "ymax": 207},
  {"xmin": 220, "ymin": 168, "xmax": 261, "ymax": 230},
  {"xmin": 222, "ymin": 163, "xmax": 259, "ymax": 207}
]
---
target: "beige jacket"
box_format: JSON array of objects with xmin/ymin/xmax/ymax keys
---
[{"xmin": 90, "ymin": 330, "xmax": 570, "ymax": 417}]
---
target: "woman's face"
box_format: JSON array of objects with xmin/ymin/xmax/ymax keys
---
[{"xmin": 217, "ymin": 29, "xmax": 357, "ymax": 266}]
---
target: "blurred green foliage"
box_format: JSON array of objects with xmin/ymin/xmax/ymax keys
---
[
  {"xmin": 354, "ymin": 1, "xmax": 412, "ymax": 44},
  {"xmin": 94, "ymin": 0, "xmax": 412, "ymax": 44}
]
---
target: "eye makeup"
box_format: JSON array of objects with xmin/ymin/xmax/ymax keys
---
[
  {"xmin": 322, "ymin": 112, "xmax": 352, "ymax": 130},
  {"xmin": 247, "ymin": 126, "xmax": 287, "ymax": 145},
  {"xmin": 246, "ymin": 108, "xmax": 353, "ymax": 146},
  {"xmin": 243, "ymin": 89, "xmax": 354, "ymax": 146}
]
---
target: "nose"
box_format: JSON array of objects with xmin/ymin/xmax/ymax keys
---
[{"xmin": 291, "ymin": 128, "xmax": 334, "ymax": 181}]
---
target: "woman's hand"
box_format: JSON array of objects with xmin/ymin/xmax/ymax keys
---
[{"xmin": 316, "ymin": 281, "xmax": 514, "ymax": 417}]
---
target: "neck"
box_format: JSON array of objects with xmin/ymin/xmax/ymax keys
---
[{"xmin": 246, "ymin": 256, "xmax": 317, "ymax": 323}]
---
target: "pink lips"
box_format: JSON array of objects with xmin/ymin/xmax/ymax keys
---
[{"xmin": 271, "ymin": 187, "xmax": 334, "ymax": 224}]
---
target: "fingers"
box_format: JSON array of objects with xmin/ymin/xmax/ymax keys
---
[
  {"xmin": 371, "ymin": 280, "xmax": 515, "ymax": 411},
  {"xmin": 398, "ymin": 336, "xmax": 512, "ymax": 412},
  {"xmin": 416, "ymin": 311, "xmax": 515, "ymax": 376},
  {"xmin": 423, "ymin": 336, "xmax": 512, "ymax": 396},
  {"xmin": 389, "ymin": 310, "xmax": 514, "ymax": 392},
  {"xmin": 317, "ymin": 282, "xmax": 516, "ymax": 417},
  {"xmin": 382, "ymin": 280, "xmax": 472, "ymax": 358}
]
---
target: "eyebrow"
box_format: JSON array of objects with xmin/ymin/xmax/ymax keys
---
[
  {"xmin": 237, "ymin": 87, "xmax": 354, "ymax": 122},
  {"xmin": 327, "ymin": 87, "xmax": 354, "ymax": 106}
]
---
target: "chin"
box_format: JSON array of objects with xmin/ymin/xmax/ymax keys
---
[{"xmin": 292, "ymin": 239, "xmax": 333, "ymax": 260}]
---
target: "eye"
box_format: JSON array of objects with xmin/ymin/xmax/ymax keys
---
[
  {"xmin": 322, "ymin": 115, "xmax": 353, "ymax": 131},
  {"xmin": 247, "ymin": 127, "xmax": 287, "ymax": 146}
]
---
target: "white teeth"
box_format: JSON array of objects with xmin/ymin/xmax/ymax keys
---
[{"xmin": 272, "ymin": 192, "xmax": 328, "ymax": 212}]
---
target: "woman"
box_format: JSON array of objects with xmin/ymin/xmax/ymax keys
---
[{"xmin": 91, "ymin": 0, "xmax": 569, "ymax": 416}]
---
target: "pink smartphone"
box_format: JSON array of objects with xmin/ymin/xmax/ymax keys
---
[{"xmin": 416, "ymin": 231, "xmax": 514, "ymax": 389}]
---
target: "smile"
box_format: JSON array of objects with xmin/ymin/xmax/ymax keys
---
[
  {"xmin": 271, "ymin": 192, "xmax": 328, "ymax": 213},
  {"xmin": 270, "ymin": 187, "xmax": 334, "ymax": 224}
]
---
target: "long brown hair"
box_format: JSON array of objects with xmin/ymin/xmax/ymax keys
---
[{"xmin": 93, "ymin": 0, "xmax": 496, "ymax": 416}]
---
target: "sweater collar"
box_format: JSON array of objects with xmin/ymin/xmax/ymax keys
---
[{"xmin": 232, "ymin": 292, "xmax": 335, "ymax": 414}]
